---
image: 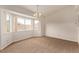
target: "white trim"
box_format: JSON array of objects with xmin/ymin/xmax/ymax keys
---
[
  {"xmin": 45, "ymin": 35, "xmax": 78, "ymax": 43},
  {"xmin": 0, "ymin": 8, "xmax": 35, "ymax": 19}
]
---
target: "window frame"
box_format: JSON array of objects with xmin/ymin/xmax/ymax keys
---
[{"xmin": 6, "ymin": 14, "xmax": 13, "ymax": 32}]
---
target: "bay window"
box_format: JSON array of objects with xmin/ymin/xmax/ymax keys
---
[{"xmin": 6, "ymin": 13, "xmax": 39, "ymax": 32}]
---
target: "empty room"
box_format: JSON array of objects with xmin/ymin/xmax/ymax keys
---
[{"xmin": 0, "ymin": 5, "xmax": 79, "ymax": 53}]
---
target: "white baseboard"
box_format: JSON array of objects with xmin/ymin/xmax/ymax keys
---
[{"xmin": 45, "ymin": 35, "xmax": 78, "ymax": 43}]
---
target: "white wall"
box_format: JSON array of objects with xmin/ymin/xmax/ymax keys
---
[
  {"xmin": 77, "ymin": 27, "xmax": 79, "ymax": 43},
  {"xmin": 1, "ymin": 33, "xmax": 13, "ymax": 49},
  {"xmin": 45, "ymin": 6, "xmax": 78, "ymax": 42},
  {"xmin": 46, "ymin": 23, "xmax": 77, "ymax": 42},
  {"xmin": 13, "ymin": 31, "xmax": 33, "ymax": 42},
  {"xmin": 0, "ymin": 10, "xmax": 1, "ymax": 48}
]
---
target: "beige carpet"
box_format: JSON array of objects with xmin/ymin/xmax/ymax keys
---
[{"xmin": 0, "ymin": 37, "xmax": 79, "ymax": 53}]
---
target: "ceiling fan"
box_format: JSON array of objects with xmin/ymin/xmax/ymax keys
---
[{"xmin": 33, "ymin": 5, "xmax": 42, "ymax": 19}]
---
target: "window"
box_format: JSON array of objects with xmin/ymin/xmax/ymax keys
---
[
  {"xmin": 24, "ymin": 18, "xmax": 32, "ymax": 30},
  {"xmin": 17, "ymin": 17, "xmax": 32, "ymax": 31},
  {"xmin": 17, "ymin": 17, "xmax": 25, "ymax": 31},
  {"xmin": 6, "ymin": 14, "xmax": 12, "ymax": 32},
  {"xmin": 6, "ymin": 13, "xmax": 34, "ymax": 32},
  {"xmin": 34, "ymin": 20, "xmax": 40, "ymax": 30}
]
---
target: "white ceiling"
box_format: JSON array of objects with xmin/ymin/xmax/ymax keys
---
[
  {"xmin": 20, "ymin": 5, "xmax": 71, "ymax": 16},
  {"xmin": 0, "ymin": 5, "xmax": 74, "ymax": 17}
]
